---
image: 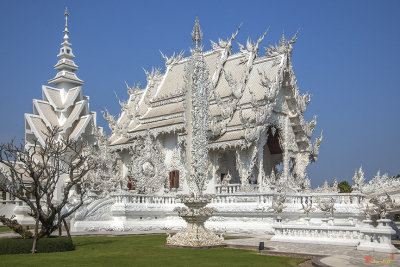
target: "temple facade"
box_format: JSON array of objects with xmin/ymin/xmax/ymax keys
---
[
  {"xmin": 100, "ymin": 20, "xmax": 322, "ymax": 198},
  {"xmin": 71, "ymin": 19, "xmax": 334, "ymax": 233}
]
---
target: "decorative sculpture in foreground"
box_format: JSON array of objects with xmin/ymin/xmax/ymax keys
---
[
  {"xmin": 269, "ymin": 195, "xmax": 286, "ymax": 222},
  {"xmin": 300, "ymin": 199, "xmax": 315, "ymax": 224},
  {"xmin": 317, "ymin": 197, "xmax": 335, "ymax": 217},
  {"xmin": 166, "ymin": 194, "xmax": 223, "ymax": 247},
  {"xmin": 369, "ymin": 193, "xmax": 395, "ymax": 219},
  {"xmin": 358, "ymin": 193, "xmax": 400, "ymax": 253},
  {"xmin": 166, "ymin": 18, "xmax": 223, "ymax": 247}
]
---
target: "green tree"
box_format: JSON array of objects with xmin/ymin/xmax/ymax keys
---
[{"xmin": 338, "ymin": 181, "xmax": 353, "ymax": 193}]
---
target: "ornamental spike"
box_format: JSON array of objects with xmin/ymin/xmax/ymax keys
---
[
  {"xmin": 279, "ymin": 30, "xmax": 286, "ymax": 47},
  {"xmin": 191, "ymin": 17, "xmax": 203, "ymax": 50},
  {"xmin": 64, "ymin": 8, "xmax": 69, "ymax": 42}
]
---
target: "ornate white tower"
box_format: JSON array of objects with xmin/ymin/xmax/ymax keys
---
[
  {"xmin": 24, "ymin": 8, "xmax": 97, "ymax": 147},
  {"xmin": 166, "ymin": 18, "xmax": 224, "ymax": 248},
  {"xmin": 184, "ymin": 18, "xmax": 210, "ymax": 196}
]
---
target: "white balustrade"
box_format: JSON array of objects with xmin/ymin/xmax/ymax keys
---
[
  {"xmin": 0, "ymin": 199, "xmax": 21, "ymax": 205},
  {"xmin": 272, "ymin": 222, "xmax": 362, "ymax": 246},
  {"xmin": 212, "ymin": 191, "xmax": 364, "ymax": 208},
  {"xmin": 110, "ymin": 192, "xmax": 177, "ymax": 205},
  {"xmin": 215, "ymin": 184, "xmax": 241, "ymax": 194}
]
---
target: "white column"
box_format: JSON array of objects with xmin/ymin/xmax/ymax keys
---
[
  {"xmin": 235, "ymin": 149, "xmax": 244, "ymax": 186},
  {"xmin": 282, "ymin": 116, "xmax": 290, "ymax": 182},
  {"xmin": 257, "ymin": 132, "xmax": 267, "ymax": 188}
]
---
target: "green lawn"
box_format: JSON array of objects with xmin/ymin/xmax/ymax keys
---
[
  {"xmin": 0, "ymin": 235, "xmax": 306, "ymax": 267},
  {"xmin": 0, "ymin": 226, "xmax": 11, "ymax": 232}
]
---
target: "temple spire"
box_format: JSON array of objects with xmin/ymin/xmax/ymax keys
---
[
  {"xmin": 58, "ymin": 7, "xmax": 73, "ymax": 59},
  {"xmin": 63, "ymin": 8, "xmax": 70, "ymax": 44},
  {"xmin": 191, "ymin": 17, "xmax": 203, "ymax": 52},
  {"xmin": 48, "ymin": 8, "xmax": 84, "ymax": 88}
]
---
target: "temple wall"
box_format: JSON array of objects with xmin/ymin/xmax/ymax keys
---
[
  {"xmin": 70, "ymin": 192, "xmax": 366, "ymax": 234},
  {"xmin": 161, "ymin": 133, "xmax": 178, "ymax": 167},
  {"xmin": 160, "ymin": 133, "xmax": 190, "ymax": 195}
]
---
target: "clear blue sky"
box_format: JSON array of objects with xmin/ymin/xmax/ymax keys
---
[{"xmin": 0, "ymin": 0, "xmax": 399, "ymax": 187}]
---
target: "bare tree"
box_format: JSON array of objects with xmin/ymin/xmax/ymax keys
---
[
  {"xmin": 0, "ymin": 127, "xmax": 97, "ymax": 253},
  {"xmin": 0, "ymin": 215, "xmax": 33, "ymax": 238}
]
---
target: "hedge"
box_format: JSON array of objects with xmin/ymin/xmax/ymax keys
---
[{"xmin": 0, "ymin": 237, "xmax": 74, "ymax": 254}]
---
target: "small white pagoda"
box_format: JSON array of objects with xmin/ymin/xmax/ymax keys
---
[
  {"xmin": 25, "ymin": 9, "xmax": 97, "ymax": 148},
  {"xmin": 24, "ymin": 9, "xmax": 98, "ymax": 199}
]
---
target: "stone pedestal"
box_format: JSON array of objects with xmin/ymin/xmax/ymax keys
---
[
  {"xmin": 13, "ymin": 205, "xmax": 35, "ymax": 225},
  {"xmin": 304, "ymin": 217, "xmax": 311, "ymax": 226},
  {"xmin": 166, "ymin": 195, "xmax": 224, "ymax": 248},
  {"xmin": 357, "ymin": 219, "xmax": 400, "ymax": 253}
]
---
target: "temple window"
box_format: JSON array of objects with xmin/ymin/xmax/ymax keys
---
[
  {"xmin": 267, "ymin": 127, "xmax": 282, "ymax": 154},
  {"xmin": 220, "ymin": 173, "xmax": 226, "ymax": 183},
  {"xmin": 169, "ymin": 170, "xmax": 179, "ymax": 189}
]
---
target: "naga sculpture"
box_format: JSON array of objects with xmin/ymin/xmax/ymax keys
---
[
  {"xmin": 318, "ymin": 197, "xmax": 336, "ymax": 218},
  {"xmin": 369, "ymin": 193, "xmax": 395, "ymax": 219},
  {"xmin": 301, "ymin": 199, "xmax": 315, "ymax": 217},
  {"xmin": 269, "ymin": 194, "xmax": 287, "ymax": 221}
]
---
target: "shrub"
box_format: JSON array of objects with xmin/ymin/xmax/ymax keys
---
[{"xmin": 0, "ymin": 237, "xmax": 74, "ymax": 254}]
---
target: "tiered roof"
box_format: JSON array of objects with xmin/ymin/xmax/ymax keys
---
[
  {"xmin": 107, "ymin": 24, "xmax": 321, "ymax": 160},
  {"xmin": 25, "ymin": 9, "xmax": 96, "ymax": 147}
]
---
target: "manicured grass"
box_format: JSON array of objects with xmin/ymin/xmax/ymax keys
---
[
  {"xmin": 0, "ymin": 235, "xmax": 306, "ymax": 267},
  {"xmin": 0, "ymin": 226, "xmax": 11, "ymax": 232}
]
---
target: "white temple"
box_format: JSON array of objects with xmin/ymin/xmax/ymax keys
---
[{"xmin": 1, "ymin": 10, "xmax": 400, "ymax": 253}]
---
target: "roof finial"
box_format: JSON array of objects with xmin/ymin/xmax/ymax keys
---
[
  {"xmin": 279, "ymin": 30, "xmax": 286, "ymax": 47},
  {"xmin": 64, "ymin": 8, "xmax": 69, "ymax": 32},
  {"xmin": 191, "ymin": 17, "xmax": 203, "ymax": 50},
  {"xmin": 63, "ymin": 8, "xmax": 70, "ymax": 44}
]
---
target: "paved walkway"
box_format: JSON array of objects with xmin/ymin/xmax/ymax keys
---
[
  {"xmin": 1, "ymin": 230, "xmax": 398, "ymax": 266},
  {"xmin": 224, "ymin": 235, "xmax": 399, "ymax": 267}
]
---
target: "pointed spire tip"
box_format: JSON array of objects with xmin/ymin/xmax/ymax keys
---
[{"xmin": 191, "ymin": 17, "xmax": 203, "ymax": 48}]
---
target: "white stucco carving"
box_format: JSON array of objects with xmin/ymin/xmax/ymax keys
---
[{"xmin": 127, "ymin": 133, "xmax": 166, "ymax": 194}]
